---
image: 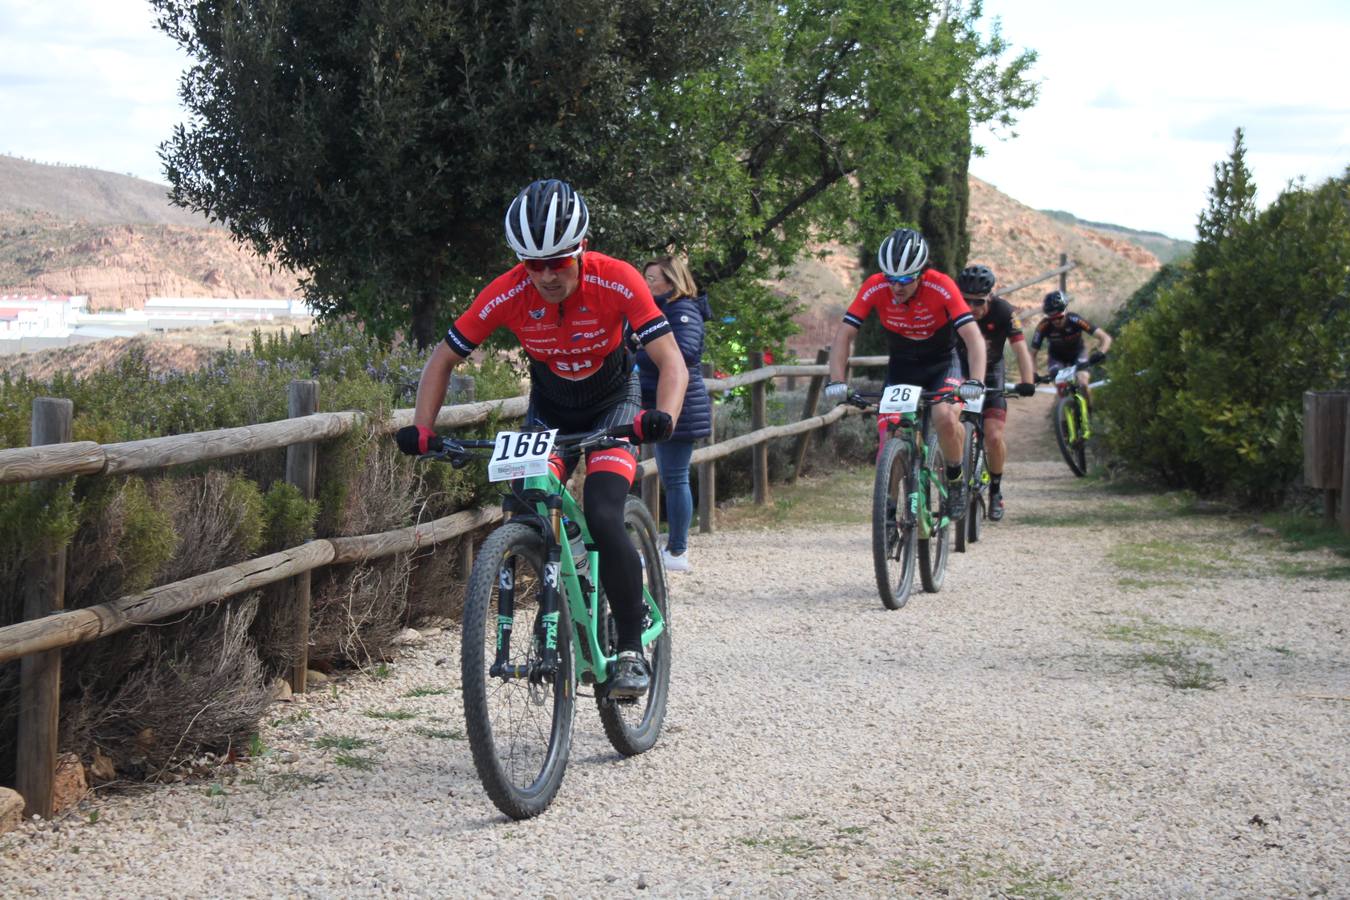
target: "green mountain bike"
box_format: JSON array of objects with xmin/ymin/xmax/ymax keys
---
[
  {"xmin": 954, "ymin": 386, "xmax": 1028, "ymax": 552},
  {"xmin": 1038, "ymin": 361, "xmax": 1093, "ymax": 477},
  {"xmin": 423, "ymin": 424, "xmax": 670, "ymax": 819},
  {"xmin": 847, "ymin": 385, "xmax": 974, "ymax": 610}
]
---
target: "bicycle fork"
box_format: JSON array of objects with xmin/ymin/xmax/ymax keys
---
[
  {"xmin": 491, "ymin": 541, "xmax": 562, "ymax": 685},
  {"xmin": 1064, "ymin": 393, "xmax": 1092, "ymax": 443}
]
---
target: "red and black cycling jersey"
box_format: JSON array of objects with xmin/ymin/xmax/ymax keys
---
[
  {"xmin": 842, "ymin": 269, "xmax": 973, "ymax": 364},
  {"xmin": 446, "ymin": 251, "xmax": 671, "ymax": 411},
  {"xmin": 1031, "ymin": 312, "xmax": 1095, "ymax": 362},
  {"xmin": 955, "ymin": 296, "xmax": 1025, "ymax": 374}
]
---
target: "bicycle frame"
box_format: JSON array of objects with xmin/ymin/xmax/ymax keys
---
[
  {"xmin": 1054, "ymin": 370, "xmax": 1093, "ymax": 443},
  {"xmin": 881, "ymin": 407, "xmax": 948, "ymax": 540},
  {"xmin": 511, "ymin": 469, "xmax": 667, "ymax": 687}
]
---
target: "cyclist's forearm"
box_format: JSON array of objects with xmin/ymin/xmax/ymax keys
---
[
  {"xmin": 1013, "ymin": 340, "xmax": 1036, "ymax": 383},
  {"xmin": 1096, "ymin": 330, "xmax": 1113, "ymax": 353},
  {"xmin": 648, "ymin": 333, "xmax": 688, "ymax": 422},
  {"xmin": 829, "ymin": 325, "xmax": 856, "ymax": 382},
  {"xmin": 957, "ymin": 322, "xmax": 985, "ymax": 381},
  {"xmin": 413, "ymin": 342, "xmax": 464, "ymax": 429}
]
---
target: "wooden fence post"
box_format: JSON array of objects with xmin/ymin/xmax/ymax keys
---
[
  {"xmin": 1059, "ymin": 253, "xmax": 1069, "ymax": 293},
  {"xmin": 641, "ymin": 443, "xmax": 661, "ymax": 526},
  {"xmin": 698, "ymin": 363, "xmax": 716, "ymax": 534},
  {"xmin": 1302, "ymin": 391, "xmax": 1349, "ymax": 526},
  {"xmin": 790, "ymin": 348, "xmax": 830, "ymax": 484},
  {"xmin": 17, "ymin": 398, "xmax": 72, "ymax": 817},
  {"xmin": 285, "ymin": 381, "xmax": 319, "ymax": 693},
  {"xmin": 750, "ymin": 352, "xmax": 769, "ymax": 504}
]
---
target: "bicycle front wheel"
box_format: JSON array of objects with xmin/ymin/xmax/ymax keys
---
[
  {"xmin": 596, "ymin": 497, "xmax": 671, "ymax": 756},
  {"xmin": 918, "ymin": 432, "xmax": 950, "ymax": 593},
  {"xmin": 461, "ymin": 522, "xmax": 576, "ymax": 820},
  {"xmin": 1053, "ymin": 395, "xmax": 1088, "ymax": 477},
  {"xmin": 967, "ymin": 424, "xmax": 987, "ymax": 545},
  {"xmin": 872, "ymin": 437, "xmax": 917, "ymax": 610}
]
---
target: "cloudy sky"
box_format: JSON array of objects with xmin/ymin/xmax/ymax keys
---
[{"xmin": 2, "ymin": 0, "xmax": 1347, "ymax": 240}]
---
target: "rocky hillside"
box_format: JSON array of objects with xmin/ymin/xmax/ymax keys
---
[
  {"xmin": 0, "ymin": 156, "xmax": 299, "ymax": 308},
  {"xmin": 780, "ymin": 176, "xmax": 1172, "ymax": 355}
]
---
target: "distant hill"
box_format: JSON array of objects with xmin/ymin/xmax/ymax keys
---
[
  {"xmin": 0, "ymin": 155, "xmax": 216, "ymax": 228},
  {"xmin": 1039, "ymin": 209, "xmax": 1193, "ymax": 264},
  {"xmin": 777, "ymin": 176, "xmax": 1167, "ymax": 355},
  {"xmin": 0, "ymin": 156, "xmax": 298, "ymax": 308}
]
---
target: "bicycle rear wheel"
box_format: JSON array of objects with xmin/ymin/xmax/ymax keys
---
[
  {"xmin": 918, "ymin": 432, "xmax": 950, "ymax": 593},
  {"xmin": 596, "ymin": 497, "xmax": 671, "ymax": 756},
  {"xmin": 966, "ymin": 425, "xmax": 987, "ymax": 545},
  {"xmin": 1053, "ymin": 395, "xmax": 1088, "ymax": 477},
  {"xmin": 872, "ymin": 437, "xmax": 917, "ymax": 610},
  {"xmin": 461, "ymin": 522, "xmax": 575, "ymax": 820}
]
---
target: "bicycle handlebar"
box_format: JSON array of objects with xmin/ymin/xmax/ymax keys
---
[
  {"xmin": 422, "ymin": 423, "xmax": 638, "ymax": 466},
  {"xmin": 844, "ymin": 385, "xmax": 1027, "ymax": 411}
]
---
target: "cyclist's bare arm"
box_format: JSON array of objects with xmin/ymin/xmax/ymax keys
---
[
  {"xmin": 1094, "ymin": 328, "xmax": 1113, "ymax": 354},
  {"xmin": 828, "ymin": 321, "xmax": 859, "ymax": 382},
  {"xmin": 413, "ymin": 342, "xmax": 467, "ymax": 430},
  {"xmin": 644, "ymin": 332, "xmax": 688, "ymax": 425},
  {"xmin": 1012, "ymin": 337, "xmax": 1036, "ymax": 384},
  {"xmin": 956, "ymin": 320, "xmax": 985, "ymax": 382}
]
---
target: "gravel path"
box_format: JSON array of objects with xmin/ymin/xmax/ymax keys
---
[{"xmin": 3, "ymin": 403, "xmax": 1347, "ymax": 897}]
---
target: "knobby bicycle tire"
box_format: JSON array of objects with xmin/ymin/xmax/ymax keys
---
[
  {"xmin": 1053, "ymin": 395, "xmax": 1088, "ymax": 477},
  {"xmin": 966, "ymin": 423, "xmax": 986, "ymax": 545},
  {"xmin": 461, "ymin": 522, "xmax": 576, "ymax": 820},
  {"xmin": 872, "ymin": 437, "xmax": 917, "ymax": 610},
  {"xmin": 596, "ymin": 497, "xmax": 672, "ymax": 756},
  {"xmin": 919, "ymin": 431, "xmax": 950, "ymax": 593}
]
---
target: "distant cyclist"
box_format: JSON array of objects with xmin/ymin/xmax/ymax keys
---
[
  {"xmin": 395, "ymin": 179, "xmax": 689, "ymax": 699},
  {"xmin": 954, "ymin": 265, "xmax": 1036, "ymax": 521},
  {"xmin": 823, "ymin": 228, "xmax": 986, "ymax": 519},
  {"xmin": 1031, "ymin": 290, "xmax": 1112, "ymax": 405}
]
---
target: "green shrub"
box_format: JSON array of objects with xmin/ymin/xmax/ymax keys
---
[{"xmin": 1100, "ymin": 169, "xmax": 1350, "ymax": 503}]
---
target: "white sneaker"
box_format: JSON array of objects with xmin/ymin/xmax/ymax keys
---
[{"xmin": 661, "ymin": 548, "xmax": 692, "ymax": 572}]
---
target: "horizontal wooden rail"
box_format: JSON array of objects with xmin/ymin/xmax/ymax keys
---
[
  {"xmin": 688, "ymin": 404, "xmax": 856, "ymax": 465},
  {"xmin": 0, "ymin": 396, "xmax": 531, "ymax": 486},
  {"xmin": 0, "ymin": 507, "xmax": 505, "ymax": 665},
  {"xmin": 703, "ymin": 356, "xmax": 886, "ymax": 393},
  {"xmin": 998, "ymin": 261, "xmax": 1077, "ymax": 296}
]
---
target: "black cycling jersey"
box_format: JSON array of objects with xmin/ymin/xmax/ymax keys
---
[
  {"xmin": 956, "ymin": 296, "xmax": 1024, "ymax": 376},
  {"xmin": 1031, "ymin": 312, "xmax": 1096, "ymax": 363}
]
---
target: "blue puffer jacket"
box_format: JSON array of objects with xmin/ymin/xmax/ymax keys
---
[{"xmin": 636, "ymin": 292, "xmax": 712, "ymax": 441}]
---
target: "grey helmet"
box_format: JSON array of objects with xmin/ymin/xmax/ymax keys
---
[
  {"xmin": 504, "ymin": 179, "xmax": 589, "ymax": 258},
  {"xmin": 877, "ymin": 227, "xmax": 929, "ymax": 278},
  {"xmin": 1042, "ymin": 290, "xmax": 1069, "ymax": 314},
  {"xmin": 957, "ymin": 264, "xmax": 997, "ymax": 295}
]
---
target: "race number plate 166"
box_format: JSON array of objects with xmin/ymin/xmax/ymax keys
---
[
  {"xmin": 487, "ymin": 429, "xmax": 558, "ymax": 482},
  {"xmin": 878, "ymin": 384, "xmax": 922, "ymax": 414}
]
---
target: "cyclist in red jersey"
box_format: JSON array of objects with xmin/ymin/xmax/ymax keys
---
[
  {"xmin": 396, "ymin": 179, "xmax": 688, "ymax": 698},
  {"xmin": 823, "ymin": 228, "xmax": 986, "ymax": 518}
]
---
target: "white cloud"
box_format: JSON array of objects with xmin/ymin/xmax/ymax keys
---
[
  {"xmin": 0, "ymin": 0, "xmax": 189, "ymax": 182},
  {"xmin": 972, "ymin": 0, "xmax": 1350, "ymax": 239}
]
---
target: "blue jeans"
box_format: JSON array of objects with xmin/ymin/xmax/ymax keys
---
[{"xmin": 655, "ymin": 440, "xmax": 695, "ymax": 555}]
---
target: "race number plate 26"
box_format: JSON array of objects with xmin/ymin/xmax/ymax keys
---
[
  {"xmin": 487, "ymin": 429, "xmax": 558, "ymax": 482},
  {"xmin": 878, "ymin": 384, "xmax": 922, "ymax": 414},
  {"xmin": 964, "ymin": 391, "xmax": 986, "ymax": 415}
]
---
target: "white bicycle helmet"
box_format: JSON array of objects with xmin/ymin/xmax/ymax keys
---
[
  {"xmin": 504, "ymin": 179, "xmax": 590, "ymax": 258},
  {"xmin": 877, "ymin": 227, "xmax": 929, "ymax": 278}
]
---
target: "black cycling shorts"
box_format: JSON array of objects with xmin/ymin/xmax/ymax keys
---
[{"xmin": 887, "ymin": 351, "xmax": 963, "ymax": 394}]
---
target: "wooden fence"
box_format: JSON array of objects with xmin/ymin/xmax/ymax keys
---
[{"xmin": 0, "ymin": 352, "xmax": 890, "ymax": 817}]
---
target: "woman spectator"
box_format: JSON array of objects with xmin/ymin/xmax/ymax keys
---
[{"xmin": 637, "ymin": 255, "xmax": 712, "ymax": 572}]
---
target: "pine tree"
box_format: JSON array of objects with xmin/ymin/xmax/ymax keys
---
[{"xmin": 1193, "ymin": 127, "xmax": 1257, "ymax": 274}]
